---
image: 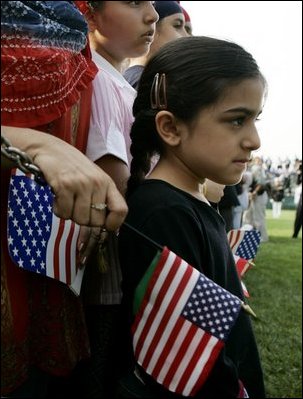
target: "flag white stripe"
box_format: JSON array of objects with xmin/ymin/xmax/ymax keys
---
[
  {"xmin": 182, "ymin": 335, "xmax": 218, "ymax": 396},
  {"xmin": 46, "ymin": 213, "xmax": 60, "ymax": 278},
  {"xmin": 169, "ymin": 327, "xmax": 206, "ymax": 392},
  {"xmin": 133, "ymin": 250, "xmax": 176, "ymax": 351},
  {"xmin": 146, "ymin": 270, "xmax": 200, "ymax": 375}
]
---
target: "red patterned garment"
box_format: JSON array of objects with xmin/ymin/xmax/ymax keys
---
[{"xmin": 1, "ymin": 1, "xmax": 98, "ymax": 395}]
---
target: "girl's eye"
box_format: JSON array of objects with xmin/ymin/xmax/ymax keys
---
[
  {"xmin": 128, "ymin": 1, "xmax": 141, "ymax": 6},
  {"xmin": 231, "ymin": 117, "xmax": 245, "ymax": 127}
]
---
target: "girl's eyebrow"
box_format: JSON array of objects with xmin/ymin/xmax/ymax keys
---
[{"xmin": 223, "ymin": 107, "xmax": 263, "ymax": 117}]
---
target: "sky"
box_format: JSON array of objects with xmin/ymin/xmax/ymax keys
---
[{"xmin": 180, "ymin": 1, "xmax": 302, "ymax": 163}]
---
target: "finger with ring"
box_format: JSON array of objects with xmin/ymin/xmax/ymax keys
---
[{"xmin": 91, "ymin": 203, "xmax": 107, "ymax": 211}]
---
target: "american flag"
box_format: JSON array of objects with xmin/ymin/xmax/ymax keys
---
[
  {"xmin": 227, "ymin": 229, "xmax": 261, "ymax": 260},
  {"xmin": 132, "ymin": 247, "xmax": 242, "ymax": 397},
  {"xmin": 7, "ymin": 169, "xmax": 80, "ymax": 287}
]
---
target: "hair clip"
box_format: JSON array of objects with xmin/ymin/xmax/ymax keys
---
[{"xmin": 150, "ymin": 73, "xmax": 167, "ymax": 110}]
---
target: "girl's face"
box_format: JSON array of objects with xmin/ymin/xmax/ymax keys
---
[
  {"xmin": 89, "ymin": 1, "xmax": 158, "ymax": 62},
  {"xmin": 151, "ymin": 13, "xmax": 188, "ymax": 54},
  {"xmin": 173, "ymin": 78, "xmax": 265, "ymax": 186}
]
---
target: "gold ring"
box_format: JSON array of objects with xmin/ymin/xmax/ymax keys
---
[{"xmin": 91, "ymin": 203, "xmax": 107, "ymax": 211}]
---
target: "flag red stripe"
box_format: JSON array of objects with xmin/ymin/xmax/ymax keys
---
[
  {"xmin": 53, "ymin": 219, "xmax": 65, "ymax": 279},
  {"xmin": 132, "ymin": 247, "xmax": 170, "ymax": 334},
  {"xmin": 141, "ymin": 264, "xmax": 193, "ymax": 369},
  {"xmin": 162, "ymin": 324, "xmax": 198, "ymax": 388},
  {"xmin": 134, "ymin": 254, "xmax": 183, "ymax": 359},
  {"xmin": 190, "ymin": 340, "xmax": 224, "ymax": 396},
  {"xmin": 64, "ymin": 222, "xmax": 75, "ymax": 285},
  {"xmin": 151, "ymin": 317, "xmax": 186, "ymax": 379}
]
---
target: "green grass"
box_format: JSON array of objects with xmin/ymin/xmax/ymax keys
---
[{"xmin": 244, "ymin": 210, "xmax": 302, "ymax": 398}]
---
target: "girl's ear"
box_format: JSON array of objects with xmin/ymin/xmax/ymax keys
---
[{"xmin": 155, "ymin": 111, "xmax": 182, "ymax": 147}]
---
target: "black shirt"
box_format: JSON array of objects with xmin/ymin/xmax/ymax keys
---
[{"xmin": 118, "ymin": 180, "xmax": 265, "ymax": 398}]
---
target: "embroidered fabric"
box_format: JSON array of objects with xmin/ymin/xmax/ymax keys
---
[{"xmin": 1, "ymin": 1, "xmax": 97, "ymax": 127}]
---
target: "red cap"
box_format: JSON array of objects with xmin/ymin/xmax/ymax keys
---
[{"xmin": 181, "ymin": 6, "xmax": 191, "ymax": 22}]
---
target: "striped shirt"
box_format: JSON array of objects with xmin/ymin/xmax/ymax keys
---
[{"xmin": 84, "ymin": 51, "xmax": 136, "ymax": 304}]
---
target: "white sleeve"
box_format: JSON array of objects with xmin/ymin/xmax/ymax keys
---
[{"xmin": 86, "ymin": 71, "xmax": 129, "ymax": 166}]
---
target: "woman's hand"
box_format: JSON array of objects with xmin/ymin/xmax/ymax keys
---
[{"xmin": 2, "ymin": 126, "xmax": 128, "ymax": 230}]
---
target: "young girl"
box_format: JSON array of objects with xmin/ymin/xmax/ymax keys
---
[{"xmin": 118, "ymin": 36, "xmax": 266, "ymax": 398}]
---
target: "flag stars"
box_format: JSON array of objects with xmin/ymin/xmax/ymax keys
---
[
  {"xmin": 12, "ymin": 247, "xmax": 19, "ymax": 257},
  {"xmin": 182, "ymin": 273, "xmax": 242, "ymax": 341},
  {"xmin": 9, "ymin": 175, "xmax": 57, "ymax": 280}
]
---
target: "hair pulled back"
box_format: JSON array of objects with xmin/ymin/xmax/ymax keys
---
[{"xmin": 127, "ymin": 36, "xmax": 265, "ymax": 197}]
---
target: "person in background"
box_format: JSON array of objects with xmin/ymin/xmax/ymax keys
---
[
  {"xmin": 243, "ymin": 157, "xmax": 269, "ymax": 241},
  {"xmin": 1, "ymin": 2, "xmax": 127, "ymax": 398},
  {"xmin": 232, "ymin": 171, "xmax": 253, "ymax": 229},
  {"xmin": 73, "ymin": 1, "xmax": 158, "ymax": 397},
  {"xmin": 270, "ymin": 176, "xmax": 285, "ymax": 218},
  {"xmin": 179, "ymin": 2, "xmax": 193, "ymax": 35},
  {"xmin": 117, "ymin": 36, "xmax": 266, "ymax": 398},
  {"xmin": 124, "ymin": 1, "xmax": 188, "ymax": 90},
  {"xmin": 218, "ymin": 186, "xmax": 240, "ymax": 232}
]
